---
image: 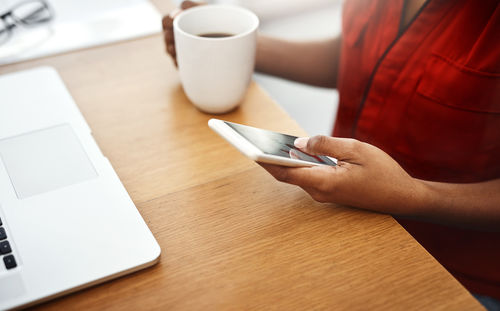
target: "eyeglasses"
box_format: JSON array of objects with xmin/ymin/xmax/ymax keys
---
[{"xmin": 0, "ymin": 0, "xmax": 54, "ymax": 46}]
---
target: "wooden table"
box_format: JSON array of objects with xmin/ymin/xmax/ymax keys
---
[{"xmin": 0, "ymin": 1, "xmax": 482, "ymax": 310}]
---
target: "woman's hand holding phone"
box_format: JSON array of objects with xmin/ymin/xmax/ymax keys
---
[{"xmin": 260, "ymin": 135, "xmax": 426, "ymax": 216}]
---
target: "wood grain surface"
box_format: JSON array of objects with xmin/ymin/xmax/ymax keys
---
[{"xmin": 0, "ymin": 1, "xmax": 482, "ymax": 309}]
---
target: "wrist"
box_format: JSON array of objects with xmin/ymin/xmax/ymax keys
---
[
  {"xmin": 408, "ymin": 178, "xmax": 439, "ymax": 219},
  {"xmin": 255, "ymin": 34, "xmax": 274, "ymax": 74}
]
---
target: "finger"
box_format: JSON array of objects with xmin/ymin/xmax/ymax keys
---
[
  {"xmin": 181, "ymin": 1, "xmax": 200, "ymax": 9},
  {"xmin": 167, "ymin": 44, "xmax": 176, "ymax": 57},
  {"xmin": 163, "ymin": 32, "xmax": 175, "ymax": 58},
  {"xmin": 164, "ymin": 29, "xmax": 174, "ymax": 43},
  {"xmin": 259, "ymin": 163, "xmax": 335, "ymax": 189},
  {"xmin": 163, "ymin": 6, "xmax": 184, "ymax": 31},
  {"xmin": 162, "ymin": 15, "xmax": 173, "ymax": 30},
  {"xmin": 164, "ymin": 33, "xmax": 175, "ymax": 56},
  {"xmin": 295, "ymin": 135, "xmax": 362, "ymax": 161},
  {"xmin": 302, "ymin": 187, "xmax": 329, "ymax": 203}
]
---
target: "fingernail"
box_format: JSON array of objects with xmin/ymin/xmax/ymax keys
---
[{"xmin": 294, "ymin": 137, "xmax": 309, "ymax": 149}]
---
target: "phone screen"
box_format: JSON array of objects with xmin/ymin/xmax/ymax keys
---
[{"xmin": 225, "ymin": 121, "xmax": 336, "ymax": 166}]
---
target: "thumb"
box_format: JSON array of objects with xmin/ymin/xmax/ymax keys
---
[{"xmin": 294, "ymin": 135, "xmax": 362, "ymax": 160}]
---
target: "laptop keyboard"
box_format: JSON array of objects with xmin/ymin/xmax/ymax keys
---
[{"xmin": 0, "ymin": 217, "xmax": 17, "ymax": 270}]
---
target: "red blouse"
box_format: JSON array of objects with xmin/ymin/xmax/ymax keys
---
[{"xmin": 335, "ymin": 0, "xmax": 500, "ymax": 298}]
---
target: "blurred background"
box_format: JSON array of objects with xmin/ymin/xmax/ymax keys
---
[{"xmin": 0, "ymin": 0, "xmax": 342, "ymax": 135}]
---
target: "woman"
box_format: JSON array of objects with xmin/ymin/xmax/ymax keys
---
[{"xmin": 163, "ymin": 0, "xmax": 500, "ymax": 307}]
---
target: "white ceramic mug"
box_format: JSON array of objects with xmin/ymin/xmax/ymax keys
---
[{"xmin": 174, "ymin": 5, "xmax": 259, "ymax": 114}]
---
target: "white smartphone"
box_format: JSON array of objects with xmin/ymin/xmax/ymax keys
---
[{"xmin": 208, "ymin": 119, "xmax": 337, "ymax": 167}]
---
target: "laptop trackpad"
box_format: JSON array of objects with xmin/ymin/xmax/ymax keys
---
[{"xmin": 0, "ymin": 124, "xmax": 97, "ymax": 199}]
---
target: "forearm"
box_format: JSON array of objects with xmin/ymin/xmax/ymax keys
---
[
  {"xmin": 411, "ymin": 178, "xmax": 500, "ymax": 231},
  {"xmin": 255, "ymin": 35, "xmax": 341, "ymax": 88}
]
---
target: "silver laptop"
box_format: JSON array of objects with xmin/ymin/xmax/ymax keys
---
[{"xmin": 0, "ymin": 67, "xmax": 161, "ymax": 309}]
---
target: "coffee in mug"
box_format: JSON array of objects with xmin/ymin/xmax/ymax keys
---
[
  {"xmin": 198, "ymin": 33, "xmax": 235, "ymax": 38},
  {"xmin": 174, "ymin": 5, "xmax": 259, "ymax": 114}
]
